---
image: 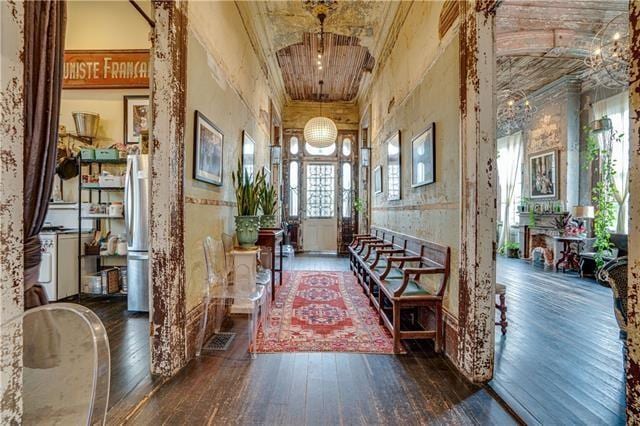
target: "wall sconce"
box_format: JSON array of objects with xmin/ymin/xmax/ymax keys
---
[
  {"xmin": 270, "ymin": 145, "xmax": 282, "ymax": 166},
  {"xmin": 360, "ymin": 147, "xmax": 371, "ymax": 167}
]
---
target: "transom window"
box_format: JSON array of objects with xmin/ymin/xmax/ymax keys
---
[
  {"xmin": 305, "ymin": 142, "xmax": 336, "ymax": 156},
  {"xmin": 306, "ymin": 164, "xmax": 335, "ymax": 217}
]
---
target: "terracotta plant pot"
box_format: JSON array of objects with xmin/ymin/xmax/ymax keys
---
[
  {"xmin": 260, "ymin": 214, "xmax": 277, "ymax": 229},
  {"xmin": 235, "ymin": 215, "xmax": 260, "ymax": 247}
]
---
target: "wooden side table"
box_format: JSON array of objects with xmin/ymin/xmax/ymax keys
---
[{"xmin": 256, "ymin": 229, "xmax": 284, "ymax": 300}]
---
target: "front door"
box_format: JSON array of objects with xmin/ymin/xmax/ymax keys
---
[{"xmin": 302, "ymin": 163, "xmax": 338, "ymax": 252}]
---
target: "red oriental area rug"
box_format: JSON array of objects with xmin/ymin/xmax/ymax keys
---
[{"xmin": 256, "ymin": 271, "xmax": 398, "ymax": 353}]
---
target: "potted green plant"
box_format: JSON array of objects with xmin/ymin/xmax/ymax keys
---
[
  {"xmin": 259, "ymin": 179, "xmax": 278, "ymax": 229},
  {"xmin": 231, "ymin": 159, "xmax": 264, "ymax": 247},
  {"xmin": 503, "ymin": 241, "xmax": 520, "ymax": 259},
  {"xmin": 553, "ymin": 213, "xmax": 572, "ymax": 236}
]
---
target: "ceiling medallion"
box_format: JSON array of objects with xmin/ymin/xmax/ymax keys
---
[
  {"xmin": 302, "ymin": 0, "xmax": 337, "ymax": 17},
  {"xmin": 304, "ymin": 80, "xmax": 338, "ymax": 148},
  {"xmin": 497, "ymin": 58, "xmax": 537, "ymax": 135},
  {"xmin": 585, "ymin": 13, "xmax": 629, "ymax": 88}
]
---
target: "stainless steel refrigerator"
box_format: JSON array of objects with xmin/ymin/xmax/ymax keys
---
[{"xmin": 125, "ymin": 154, "xmax": 149, "ymax": 312}]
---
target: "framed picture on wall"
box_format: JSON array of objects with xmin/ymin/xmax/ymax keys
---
[
  {"xmin": 193, "ymin": 111, "xmax": 223, "ymax": 186},
  {"xmin": 386, "ymin": 131, "xmax": 401, "ymax": 201},
  {"xmin": 242, "ymin": 130, "xmax": 256, "ymax": 181},
  {"xmin": 374, "ymin": 165, "xmax": 383, "ymax": 194},
  {"xmin": 529, "ymin": 150, "xmax": 557, "ymax": 199},
  {"xmin": 124, "ymin": 95, "xmax": 149, "ymax": 144},
  {"xmin": 411, "ymin": 123, "xmax": 435, "ymax": 187}
]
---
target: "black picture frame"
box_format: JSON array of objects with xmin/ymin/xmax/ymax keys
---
[
  {"xmin": 374, "ymin": 165, "xmax": 383, "ymax": 194},
  {"xmin": 124, "ymin": 95, "xmax": 149, "ymax": 144},
  {"xmin": 529, "ymin": 149, "xmax": 557, "ymax": 199},
  {"xmin": 411, "ymin": 122, "xmax": 436, "ymax": 187},
  {"xmin": 386, "ymin": 130, "xmax": 401, "ymax": 201},
  {"xmin": 193, "ymin": 110, "xmax": 223, "ymax": 186}
]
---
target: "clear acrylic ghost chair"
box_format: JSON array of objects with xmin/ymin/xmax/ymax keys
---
[
  {"xmin": 1, "ymin": 302, "xmax": 110, "ymax": 425},
  {"xmin": 197, "ymin": 236, "xmax": 266, "ymax": 358}
]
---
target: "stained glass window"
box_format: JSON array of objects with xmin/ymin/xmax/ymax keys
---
[{"xmin": 306, "ymin": 164, "xmax": 335, "ymax": 217}]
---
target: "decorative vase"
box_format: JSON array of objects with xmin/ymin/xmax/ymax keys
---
[
  {"xmin": 260, "ymin": 214, "xmax": 277, "ymax": 229},
  {"xmin": 235, "ymin": 215, "xmax": 260, "ymax": 247}
]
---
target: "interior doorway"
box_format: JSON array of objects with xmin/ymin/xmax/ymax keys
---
[{"xmin": 282, "ymin": 130, "xmax": 358, "ymax": 254}]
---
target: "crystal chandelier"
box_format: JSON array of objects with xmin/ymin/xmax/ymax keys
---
[
  {"xmin": 303, "ymin": 5, "xmax": 337, "ymax": 148},
  {"xmin": 585, "ymin": 13, "xmax": 629, "ymax": 88},
  {"xmin": 497, "ymin": 58, "xmax": 537, "ymax": 135},
  {"xmin": 304, "ymin": 80, "xmax": 337, "ymax": 148}
]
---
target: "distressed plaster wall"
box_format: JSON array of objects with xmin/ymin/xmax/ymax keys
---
[
  {"xmin": 183, "ymin": 1, "xmax": 275, "ymax": 323},
  {"xmin": 0, "ymin": 0, "xmax": 24, "ymax": 422},
  {"xmin": 283, "ymin": 101, "xmax": 359, "ymax": 131},
  {"xmin": 362, "ymin": 1, "xmax": 461, "ymax": 323},
  {"xmin": 518, "ymin": 77, "xmax": 581, "ymax": 208}
]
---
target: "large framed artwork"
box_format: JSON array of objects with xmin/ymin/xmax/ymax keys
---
[
  {"xmin": 529, "ymin": 150, "xmax": 557, "ymax": 199},
  {"xmin": 386, "ymin": 131, "xmax": 401, "ymax": 201},
  {"xmin": 374, "ymin": 165, "xmax": 383, "ymax": 194},
  {"xmin": 193, "ymin": 111, "xmax": 223, "ymax": 186},
  {"xmin": 124, "ymin": 95, "xmax": 149, "ymax": 144},
  {"xmin": 411, "ymin": 123, "xmax": 435, "ymax": 187},
  {"xmin": 242, "ymin": 130, "xmax": 256, "ymax": 181}
]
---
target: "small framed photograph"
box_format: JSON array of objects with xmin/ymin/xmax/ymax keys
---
[
  {"xmin": 193, "ymin": 111, "xmax": 223, "ymax": 186},
  {"xmin": 386, "ymin": 131, "xmax": 401, "ymax": 201},
  {"xmin": 242, "ymin": 130, "xmax": 256, "ymax": 181},
  {"xmin": 124, "ymin": 95, "xmax": 149, "ymax": 144},
  {"xmin": 529, "ymin": 150, "xmax": 557, "ymax": 199},
  {"xmin": 411, "ymin": 123, "xmax": 435, "ymax": 187},
  {"xmin": 374, "ymin": 165, "xmax": 383, "ymax": 194}
]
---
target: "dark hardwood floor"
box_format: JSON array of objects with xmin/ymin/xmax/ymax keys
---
[
  {"xmin": 492, "ymin": 257, "xmax": 626, "ymax": 425},
  {"xmin": 76, "ymin": 295, "xmax": 154, "ymax": 415},
  {"xmin": 125, "ymin": 254, "xmax": 516, "ymax": 425}
]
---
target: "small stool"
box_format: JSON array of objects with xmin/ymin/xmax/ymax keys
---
[{"xmin": 495, "ymin": 283, "xmax": 508, "ymax": 335}]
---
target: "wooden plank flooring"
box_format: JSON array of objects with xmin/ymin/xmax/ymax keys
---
[
  {"xmin": 491, "ymin": 257, "xmax": 626, "ymax": 425},
  {"xmin": 125, "ymin": 254, "xmax": 516, "ymax": 425},
  {"xmin": 75, "ymin": 295, "xmax": 155, "ymax": 414}
]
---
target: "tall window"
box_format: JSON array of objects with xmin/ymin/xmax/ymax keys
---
[
  {"xmin": 497, "ymin": 132, "xmax": 523, "ymax": 248},
  {"xmin": 342, "ymin": 162, "xmax": 351, "ymax": 218},
  {"xmin": 593, "ymin": 91, "xmax": 629, "ymax": 233},
  {"xmin": 306, "ymin": 164, "xmax": 335, "ymax": 217},
  {"xmin": 289, "ymin": 161, "xmax": 299, "ymax": 216}
]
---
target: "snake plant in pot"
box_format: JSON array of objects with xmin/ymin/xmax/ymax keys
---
[
  {"xmin": 259, "ymin": 179, "xmax": 279, "ymax": 229},
  {"xmin": 232, "ymin": 159, "xmax": 265, "ymax": 247}
]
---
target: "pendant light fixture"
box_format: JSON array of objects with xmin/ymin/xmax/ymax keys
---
[
  {"xmin": 303, "ymin": 5, "xmax": 338, "ymax": 149},
  {"xmin": 304, "ymin": 80, "xmax": 338, "ymax": 148}
]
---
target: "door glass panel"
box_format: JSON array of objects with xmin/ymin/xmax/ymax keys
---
[
  {"xmin": 289, "ymin": 161, "xmax": 299, "ymax": 216},
  {"xmin": 342, "ymin": 138, "xmax": 351, "ymax": 156},
  {"xmin": 342, "ymin": 163, "xmax": 351, "ymax": 218},
  {"xmin": 305, "ymin": 142, "xmax": 336, "ymax": 156},
  {"xmin": 306, "ymin": 164, "xmax": 335, "ymax": 218},
  {"xmin": 290, "ymin": 136, "xmax": 299, "ymax": 155}
]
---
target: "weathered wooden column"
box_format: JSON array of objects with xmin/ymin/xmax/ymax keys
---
[
  {"xmin": 149, "ymin": 0, "xmax": 188, "ymax": 376},
  {"xmin": 627, "ymin": 1, "xmax": 640, "ymax": 420},
  {"xmin": 0, "ymin": 1, "xmax": 25, "ymax": 422},
  {"xmin": 457, "ymin": 0, "xmax": 498, "ymax": 383}
]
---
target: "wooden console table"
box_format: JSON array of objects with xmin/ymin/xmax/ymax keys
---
[{"xmin": 257, "ymin": 229, "xmax": 284, "ymax": 300}]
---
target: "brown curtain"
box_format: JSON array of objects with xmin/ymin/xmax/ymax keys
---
[{"xmin": 24, "ymin": 0, "xmax": 66, "ymax": 309}]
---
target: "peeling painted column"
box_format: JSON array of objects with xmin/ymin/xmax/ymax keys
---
[
  {"xmin": 456, "ymin": 0, "xmax": 497, "ymax": 383},
  {"xmin": 149, "ymin": 0, "xmax": 188, "ymax": 376},
  {"xmin": 0, "ymin": 0, "xmax": 25, "ymax": 422},
  {"xmin": 627, "ymin": 0, "xmax": 640, "ymax": 420}
]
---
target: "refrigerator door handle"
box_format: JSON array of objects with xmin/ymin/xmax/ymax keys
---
[{"xmin": 125, "ymin": 157, "xmax": 134, "ymax": 247}]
